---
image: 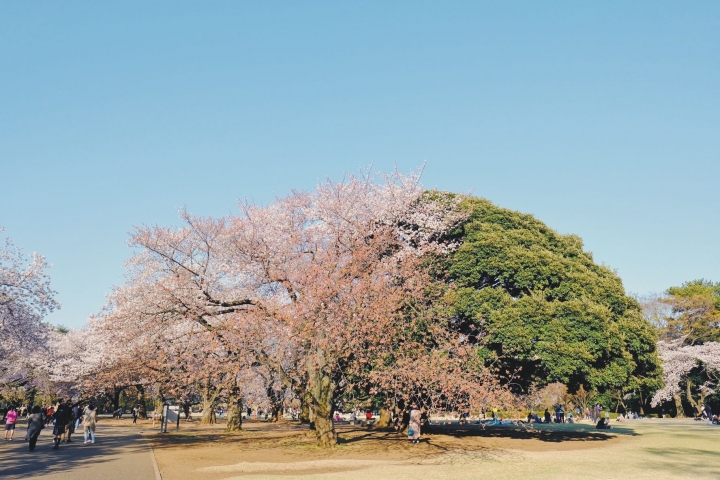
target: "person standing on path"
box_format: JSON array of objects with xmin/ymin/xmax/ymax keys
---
[
  {"xmin": 62, "ymin": 400, "xmax": 76, "ymax": 443},
  {"xmin": 4, "ymin": 406, "xmax": 18, "ymax": 440},
  {"xmin": 83, "ymin": 404, "xmax": 97, "ymax": 444},
  {"xmin": 132, "ymin": 406, "xmax": 138, "ymax": 425},
  {"xmin": 45, "ymin": 405, "xmax": 54, "ymax": 425},
  {"xmin": 51, "ymin": 400, "xmax": 71, "ymax": 450},
  {"xmin": 26, "ymin": 406, "xmax": 45, "ymax": 451},
  {"xmin": 72, "ymin": 403, "xmax": 81, "ymax": 431},
  {"xmin": 408, "ymin": 404, "xmax": 422, "ymax": 444}
]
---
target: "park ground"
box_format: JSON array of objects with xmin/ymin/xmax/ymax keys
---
[
  {"xmin": 3, "ymin": 417, "xmax": 720, "ymax": 479},
  {"xmin": 145, "ymin": 418, "xmax": 720, "ymax": 480}
]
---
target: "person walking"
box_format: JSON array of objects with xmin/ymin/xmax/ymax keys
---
[
  {"xmin": 408, "ymin": 404, "xmax": 422, "ymax": 444},
  {"xmin": 83, "ymin": 404, "xmax": 97, "ymax": 444},
  {"xmin": 132, "ymin": 406, "xmax": 138, "ymax": 425},
  {"xmin": 26, "ymin": 406, "xmax": 45, "ymax": 451},
  {"xmin": 4, "ymin": 406, "xmax": 18, "ymax": 440},
  {"xmin": 51, "ymin": 400, "xmax": 72, "ymax": 450},
  {"xmin": 63, "ymin": 401, "xmax": 76, "ymax": 443},
  {"xmin": 72, "ymin": 403, "xmax": 81, "ymax": 431},
  {"xmin": 45, "ymin": 405, "xmax": 54, "ymax": 426}
]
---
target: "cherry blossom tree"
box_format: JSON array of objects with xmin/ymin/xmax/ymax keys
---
[
  {"xmin": 100, "ymin": 170, "xmax": 511, "ymax": 446},
  {"xmin": 652, "ymin": 340, "xmax": 720, "ymax": 416},
  {"xmin": 0, "ymin": 228, "xmax": 58, "ymax": 384}
]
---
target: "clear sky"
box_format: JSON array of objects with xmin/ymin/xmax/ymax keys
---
[{"xmin": 1, "ymin": 1, "xmax": 718, "ymax": 328}]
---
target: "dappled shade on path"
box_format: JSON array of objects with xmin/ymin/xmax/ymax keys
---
[{"xmin": 0, "ymin": 424, "xmax": 156, "ymax": 480}]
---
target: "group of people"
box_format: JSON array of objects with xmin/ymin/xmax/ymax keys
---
[
  {"xmin": 694, "ymin": 403, "xmax": 720, "ymax": 425},
  {"xmin": 615, "ymin": 411, "xmax": 642, "ymax": 422},
  {"xmin": 2, "ymin": 400, "xmax": 99, "ymax": 451},
  {"xmin": 527, "ymin": 407, "xmax": 575, "ymax": 424}
]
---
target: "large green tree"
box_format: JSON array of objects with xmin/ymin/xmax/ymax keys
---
[
  {"xmin": 663, "ymin": 280, "xmax": 720, "ymax": 344},
  {"xmin": 439, "ymin": 196, "xmax": 662, "ymax": 400}
]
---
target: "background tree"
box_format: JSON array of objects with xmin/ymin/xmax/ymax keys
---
[
  {"xmin": 652, "ymin": 340, "xmax": 720, "ymax": 417},
  {"xmin": 662, "ymin": 280, "xmax": 720, "ymax": 344},
  {"xmin": 440, "ymin": 198, "xmax": 662, "ymax": 407},
  {"xmin": 0, "ymin": 228, "xmax": 58, "ymax": 384}
]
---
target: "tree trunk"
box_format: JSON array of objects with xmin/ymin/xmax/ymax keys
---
[
  {"xmin": 136, "ymin": 385, "xmax": 148, "ymax": 419},
  {"xmin": 154, "ymin": 395, "xmax": 164, "ymax": 418},
  {"xmin": 201, "ymin": 396, "xmax": 217, "ymax": 425},
  {"xmin": 226, "ymin": 394, "xmax": 243, "ymax": 432},
  {"xmin": 112, "ymin": 387, "xmax": 123, "ymax": 412},
  {"xmin": 638, "ymin": 391, "xmax": 645, "ymax": 415},
  {"xmin": 313, "ymin": 408, "xmax": 336, "ymax": 447},
  {"xmin": 299, "ymin": 393, "xmax": 311, "ymax": 424},
  {"xmin": 673, "ymin": 393, "xmax": 686, "ymax": 418},
  {"xmin": 270, "ymin": 404, "xmax": 282, "ymax": 422},
  {"xmin": 686, "ymin": 380, "xmax": 700, "ymax": 415},
  {"xmin": 375, "ymin": 407, "xmax": 392, "ymax": 429},
  {"xmin": 266, "ymin": 384, "xmax": 285, "ymax": 422},
  {"xmin": 309, "ymin": 372, "xmax": 337, "ymax": 447}
]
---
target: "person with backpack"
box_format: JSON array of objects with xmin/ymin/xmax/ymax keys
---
[
  {"xmin": 62, "ymin": 400, "xmax": 76, "ymax": 443},
  {"xmin": 4, "ymin": 406, "xmax": 18, "ymax": 440},
  {"xmin": 51, "ymin": 400, "xmax": 72, "ymax": 450}
]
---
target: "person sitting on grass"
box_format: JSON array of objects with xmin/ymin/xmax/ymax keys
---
[{"xmin": 596, "ymin": 417, "xmax": 613, "ymax": 429}]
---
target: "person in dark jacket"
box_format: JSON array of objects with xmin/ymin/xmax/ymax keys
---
[
  {"xmin": 62, "ymin": 401, "xmax": 76, "ymax": 443},
  {"xmin": 52, "ymin": 400, "xmax": 71, "ymax": 450},
  {"xmin": 26, "ymin": 406, "xmax": 44, "ymax": 451},
  {"xmin": 72, "ymin": 403, "xmax": 81, "ymax": 431},
  {"xmin": 596, "ymin": 417, "xmax": 612, "ymax": 429}
]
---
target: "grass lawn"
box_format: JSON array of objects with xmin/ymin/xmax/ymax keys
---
[{"xmin": 136, "ymin": 418, "xmax": 720, "ymax": 479}]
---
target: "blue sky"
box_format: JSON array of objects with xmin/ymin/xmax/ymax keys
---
[{"xmin": 1, "ymin": 1, "xmax": 718, "ymax": 328}]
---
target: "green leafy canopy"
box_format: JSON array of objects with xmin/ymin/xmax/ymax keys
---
[{"xmin": 437, "ymin": 196, "xmax": 661, "ymax": 395}]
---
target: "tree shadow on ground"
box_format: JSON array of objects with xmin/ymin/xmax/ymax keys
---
[
  {"xmin": 146, "ymin": 421, "xmax": 636, "ymax": 452},
  {"xmin": 426, "ymin": 423, "xmax": 636, "ymax": 442},
  {"xmin": 336, "ymin": 422, "xmax": 634, "ymax": 445},
  {"xmin": 0, "ymin": 427, "xmax": 150, "ymax": 479},
  {"xmin": 146, "ymin": 423, "xmax": 318, "ymax": 450}
]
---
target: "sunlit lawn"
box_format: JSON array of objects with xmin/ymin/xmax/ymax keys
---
[{"xmin": 144, "ymin": 418, "xmax": 720, "ymax": 479}]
